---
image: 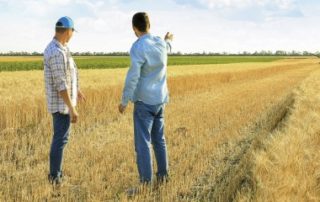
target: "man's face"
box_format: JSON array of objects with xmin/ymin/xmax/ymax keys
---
[{"xmin": 65, "ymin": 29, "xmax": 74, "ymax": 42}]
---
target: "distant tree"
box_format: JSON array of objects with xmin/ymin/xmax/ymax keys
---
[{"xmin": 275, "ymin": 50, "xmax": 287, "ymax": 56}]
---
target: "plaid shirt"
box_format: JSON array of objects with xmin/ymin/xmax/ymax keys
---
[{"xmin": 44, "ymin": 38, "xmax": 79, "ymax": 114}]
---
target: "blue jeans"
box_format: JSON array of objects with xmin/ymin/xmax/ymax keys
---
[
  {"xmin": 133, "ymin": 101, "xmax": 169, "ymax": 183},
  {"xmin": 49, "ymin": 112, "xmax": 71, "ymax": 179}
]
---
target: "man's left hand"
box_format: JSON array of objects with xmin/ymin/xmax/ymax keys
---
[
  {"xmin": 119, "ymin": 104, "xmax": 127, "ymax": 114},
  {"xmin": 164, "ymin": 32, "xmax": 173, "ymax": 41}
]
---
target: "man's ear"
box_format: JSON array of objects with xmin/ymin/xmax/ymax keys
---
[
  {"xmin": 133, "ymin": 26, "xmax": 137, "ymax": 32},
  {"xmin": 133, "ymin": 26, "xmax": 140, "ymax": 37}
]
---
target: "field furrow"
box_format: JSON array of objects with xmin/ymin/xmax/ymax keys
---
[{"xmin": 0, "ymin": 58, "xmax": 318, "ymax": 201}]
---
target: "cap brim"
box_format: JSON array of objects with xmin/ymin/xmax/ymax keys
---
[{"xmin": 56, "ymin": 26, "xmax": 77, "ymax": 32}]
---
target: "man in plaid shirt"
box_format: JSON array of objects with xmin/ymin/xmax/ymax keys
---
[{"xmin": 44, "ymin": 16, "xmax": 85, "ymax": 185}]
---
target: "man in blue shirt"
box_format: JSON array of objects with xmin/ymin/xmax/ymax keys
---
[{"xmin": 119, "ymin": 12, "xmax": 173, "ymax": 185}]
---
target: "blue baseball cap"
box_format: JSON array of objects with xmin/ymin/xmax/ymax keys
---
[{"xmin": 56, "ymin": 16, "xmax": 76, "ymax": 32}]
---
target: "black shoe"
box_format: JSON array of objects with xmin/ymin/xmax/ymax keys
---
[
  {"xmin": 127, "ymin": 187, "xmax": 140, "ymax": 197},
  {"xmin": 156, "ymin": 174, "xmax": 169, "ymax": 186},
  {"xmin": 127, "ymin": 183, "xmax": 152, "ymax": 197},
  {"xmin": 48, "ymin": 174, "xmax": 62, "ymax": 186}
]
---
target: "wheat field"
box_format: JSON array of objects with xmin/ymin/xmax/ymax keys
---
[
  {"xmin": 236, "ymin": 64, "xmax": 320, "ymax": 202},
  {"xmin": 0, "ymin": 58, "xmax": 319, "ymax": 201}
]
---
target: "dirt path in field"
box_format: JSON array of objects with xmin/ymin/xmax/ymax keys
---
[
  {"xmin": 183, "ymin": 94, "xmax": 293, "ymax": 201},
  {"xmin": 169, "ymin": 62, "xmax": 318, "ymax": 201}
]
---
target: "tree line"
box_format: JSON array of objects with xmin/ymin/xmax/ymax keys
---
[{"xmin": 0, "ymin": 50, "xmax": 319, "ymax": 57}]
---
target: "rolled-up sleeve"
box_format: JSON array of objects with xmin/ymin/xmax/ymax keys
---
[
  {"xmin": 49, "ymin": 53, "xmax": 68, "ymax": 92},
  {"xmin": 75, "ymin": 62, "xmax": 80, "ymax": 91},
  {"xmin": 121, "ymin": 45, "xmax": 145, "ymax": 106}
]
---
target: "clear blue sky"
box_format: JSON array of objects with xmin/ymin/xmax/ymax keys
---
[{"xmin": 0, "ymin": 0, "xmax": 319, "ymax": 53}]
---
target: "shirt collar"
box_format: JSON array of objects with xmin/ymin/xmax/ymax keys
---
[
  {"xmin": 53, "ymin": 38, "xmax": 68, "ymax": 51},
  {"xmin": 138, "ymin": 33, "xmax": 151, "ymax": 40}
]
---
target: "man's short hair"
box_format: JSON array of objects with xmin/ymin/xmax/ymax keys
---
[
  {"xmin": 132, "ymin": 12, "xmax": 150, "ymax": 32},
  {"xmin": 55, "ymin": 22, "xmax": 68, "ymax": 33}
]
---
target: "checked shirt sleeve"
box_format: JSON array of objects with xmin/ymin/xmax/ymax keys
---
[
  {"xmin": 75, "ymin": 62, "xmax": 80, "ymax": 91},
  {"xmin": 49, "ymin": 53, "xmax": 68, "ymax": 92}
]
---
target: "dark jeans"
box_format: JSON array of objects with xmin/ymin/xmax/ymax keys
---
[
  {"xmin": 133, "ymin": 101, "xmax": 169, "ymax": 183},
  {"xmin": 49, "ymin": 112, "xmax": 71, "ymax": 179}
]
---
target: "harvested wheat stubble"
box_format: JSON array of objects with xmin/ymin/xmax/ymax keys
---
[{"xmin": 0, "ymin": 59, "xmax": 318, "ymax": 201}]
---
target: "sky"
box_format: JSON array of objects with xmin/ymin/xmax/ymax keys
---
[{"xmin": 0, "ymin": 0, "xmax": 319, "ymax": 53}]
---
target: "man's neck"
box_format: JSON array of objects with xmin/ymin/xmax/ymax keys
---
[
  {"xmin": 138, "ymin": 31, "xmax": 150, "ymax": 38},
  {"xmin": 54, "ymin": 35, "xmax": 67, "ymax": 46}
]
